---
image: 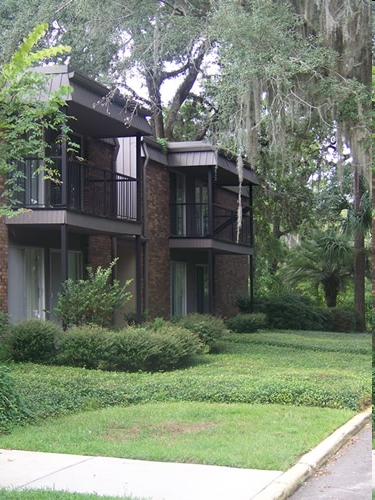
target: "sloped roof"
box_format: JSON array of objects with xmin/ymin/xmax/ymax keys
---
[
  {"xmin": 35, "ymin": 65, "xmax": 152, "ymax": 138},
  {"xmin": 167, "ymin": 141, "xmax": 259, "ymax": 186}
]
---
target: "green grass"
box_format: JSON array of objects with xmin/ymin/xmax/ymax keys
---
[
  {"xmin": 0, "ymin": 490, "xmax": 143, "ymax": 500},
  {"xmin": 0, "ymin": 330, "xmax": 371, "ymax": 473},
  {"xmin": 0, "ymin": 402, "xmax": 353, "ymax": 471}
]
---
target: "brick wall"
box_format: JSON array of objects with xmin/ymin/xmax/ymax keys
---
[
  {"xmin": 0, "ymin": 217, "xmax": 8, "ymax": 314},
  {"xmin": 88, "ymin": 235, "xmax": 113, "ymax": 272},
  {"xmin": 215, "ymin": 254, "xmax": 248, "ymax": 318},
  {"xmin": 145, "ymin": 161, "xmax": 170, "ymax": 319},
  {"xmin": 0, "ymin": 174, "xmax": 8, "ymax": 314},
  {"xmin": 213, "ymin": 186, "xmax": 249, "ymax": 318}
]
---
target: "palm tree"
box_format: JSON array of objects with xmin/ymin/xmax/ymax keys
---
[{"xmin": 281, "ymin": 230, "xmax": 354, "ymax": 308}]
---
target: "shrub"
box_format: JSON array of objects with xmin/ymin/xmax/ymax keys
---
[
  {"xmin": 226, "ymin": 313, "xmax": 267, "ymax": 333},
  {"xmin": 56, "ymin": 324, "xmax": 205, "ymax": 372},
  {"xmin": 170, "ymin": 314, "xmax": 225, "ymax": 352},
  {"xmin": 260, "ymin": 294, "xmax": 327, "ymax": 331},
  {"xmin": 325, "ymin": 308, "xmax": 361, "ymax": 332},
  {"xmin": 56, "ymin": 325, "xmax": 110, "ymax": 369},
  {"xmin": 0, "ymin": 365, "xmax": 32, "ymax": 433},
  {"xmin": 5, "ymin": 319, "xmax": 63, "ymax": 363},
  {"xmin": 54, "ymin": 259, "xmax": 132, "ymax": 328},
  {"xmin": 235, "ymin": 295, "xmax": 252, "ymax": 314}
]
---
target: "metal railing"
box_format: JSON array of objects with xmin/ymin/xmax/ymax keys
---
[
  {"xmin": 13, "ymin": 160, "xmax": 139, "ymax": 221},
  {"xmin": 170, "ymin": 203, "xmax": 251, "ymax": 245}
]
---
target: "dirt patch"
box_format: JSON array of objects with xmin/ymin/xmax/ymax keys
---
[{"xmin": 104, "ymin": 421, "xmax": 217, "ymax": 442}]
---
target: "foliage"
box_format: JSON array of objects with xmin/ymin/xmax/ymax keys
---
[
  {"xmin": 54, "ymin": 259, "xmax": 132, "ymax": 328},
  {"xmin": 0, "ymin": 311, "xmax": 9, "ymax": 337},
  {"xmin": 56, "ymin": 324, "xmax": 205, "ymax": 372},
  {"xmin": 56, "ymin": 325, "xmax": 109, "ymax": 370},
  {"xmin": 259, "ymin": 294, "xmax": 328, "ymax": 331},
  {"xmin": 225, "ymin": 313, "xmax": 266, "ymax": 333},
  {"xmin": 4, "ymin": 331, "xmax": 370, "ymax": 424},
  {"xmin": 0, "ymin": 23, "xmax": 71, "ymax": 215},
  {"xmin": 0, "ymin": 365, "xmax": 31, "ymax": 433},
  {"xmin": 280, "ymin": 230, "xmax": 354, "ymax": 308},
  {"xmin": 170, "ymin": 313, "xmax": 225, "ymax": 352},
  {"xmin": 325, "ymin": 308, "xmax": 361, "ymax": 333},
  {"xmin": 5, "ymin": 319, "xmax": 62, "ymax": 364}
]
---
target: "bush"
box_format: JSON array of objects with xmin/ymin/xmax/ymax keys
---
[
  {"xmin": 170, "ymin": 314, "xmax": 225, "ymax": 352},
  {"xmin": 260, "ymin": 294, "xmax": 327, "ymax": 331},
  {"xmin": 56, "ymin": 324, "xmax": 205, "ymax": 372},
  {"xmin": 5, "ymin": 319, "xmax": 63, "ymax": 364},
  {"xmin": 325, "ymin": 308, "xmax": 361, "ymax": 332},
  {"xmin": 226, "ymin": 313, "xmax": 267, "ymax": 333},
  {"xmin": 235, "ymin": 295, "xmax": 252, "ymax": 314},
  {"xmin": 0, "ymin": 365, "xmax": 32, "ymax": 432},
  {"xmin": 54, "ymin": 259, "xmax": 132, "ymax": 328},
  {"xmin": 56, "ymin": 325, "xmax": 109, "ymax": 369}
]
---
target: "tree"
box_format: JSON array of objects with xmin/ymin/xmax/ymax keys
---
[
  {"xmin": 0, "ymin": 0, "xmax": 216, "ymax": 140},
  {"xmin": 281, "ymin": 230, "xmax": 354, "ymax": 308},
  {"xmin": 0, "ymin": 23, "xmax": 71, "ymax": 215},
  {"xmin": 210, "ymin": 0, "xmax": 371, "ymax": 328}
]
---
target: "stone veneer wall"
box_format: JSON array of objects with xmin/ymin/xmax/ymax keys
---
[{"xmin": 145, "ymin": 160, "xmax": 170, "ymax": 319}]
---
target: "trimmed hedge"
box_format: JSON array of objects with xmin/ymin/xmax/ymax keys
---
[
  {"xmin": 56, "ymin": 324, "xmax": 205, "ymax": 372},
  {"xmin": 225, "ymin": 313, "xmax": 266, "ymax": 333},
  {"xmin": 170, "ymin": 313, "xmax": 225, "ymax": 352},
  {"xmin": 5, "ymin": 319, "xmax": 63, "ymax": 364}
]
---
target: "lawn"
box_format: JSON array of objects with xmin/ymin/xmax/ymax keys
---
[{"xmin": 0, "ymin": 330, "xmax": 371, "ymax": 473}]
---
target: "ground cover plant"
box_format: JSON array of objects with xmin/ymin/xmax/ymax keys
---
[{"xmin": 0, "ymin": 330, "xmax": 370, "ymax": 472}]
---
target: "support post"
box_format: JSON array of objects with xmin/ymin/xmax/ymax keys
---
[
  {"xmin": 207, "ymin": 167, "xmax": 213, "ymax": 236},
  {"xmin": 136, "ymin": 235, "xmax": 142, "ymax": 324},
  {"xmin": 207, "ymin": 249, "xmax": 214, "ymax": 314}
]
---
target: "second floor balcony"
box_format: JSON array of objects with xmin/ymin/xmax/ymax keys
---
[
  {"xmin": 13, "ymin": 159, "xmax": 139, "ymax": 222},
  {"xmin": 170, "ymin": 202, "xmax": 253, "ymax": 247}
]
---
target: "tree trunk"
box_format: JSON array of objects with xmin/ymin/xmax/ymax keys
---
[
  {"xmin": 353, "ymin": 168, "xmax": 366, "ymax": 331},
  {"xmin": 322, "ymin": 275, "xmax": 340, "ymax": 308}
]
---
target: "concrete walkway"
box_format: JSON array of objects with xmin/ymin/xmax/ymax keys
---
[{"xmin": 0, "ymin": 408, "xmax": 371, "ymax": 500}]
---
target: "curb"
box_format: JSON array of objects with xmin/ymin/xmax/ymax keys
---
[{"xmin": 252, "ymin": 407, "xmax": 372, "ymax": 500}]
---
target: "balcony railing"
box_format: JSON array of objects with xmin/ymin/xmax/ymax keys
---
[
  {"xmin": 13, "ymin": 160, "xmax": 139, "ymax": 221},
  {"xmin": 170, "ymin": 203, "xmax": 251, "ymax": 245}
]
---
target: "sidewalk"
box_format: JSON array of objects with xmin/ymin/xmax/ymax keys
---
[{"xmin": 0, "ymin": 408, "xmax": 371, "ymax": 500}]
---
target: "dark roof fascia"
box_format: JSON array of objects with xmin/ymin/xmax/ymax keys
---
[
  {"xmin": 36, "ymin": 65, "xmax": 150, "ymax": 118},
  {"xmin": 166, "ymin": 141, "xmax": 259, "ymax": 186},
  {"xmin": 142, "ymin": 137, "xmax": 168, "ymax": 166}
]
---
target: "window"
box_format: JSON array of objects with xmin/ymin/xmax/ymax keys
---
[
  {"xmin": 8, "ymin": 247, "xmax": 45, "ymax": 322},
  {"xmin": 196, "ymin": 265, "xmax": 209, "ymax": 313},
  {"xmin": 171, "ymin": 261, "xmax": 187, "ymax": 316}
]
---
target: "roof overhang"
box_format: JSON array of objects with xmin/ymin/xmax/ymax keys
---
[
  {"xmin": 35, "ymin": 65, "xmax": 152, "ymax": 138},
  {"xmin": 166, "ymin": 141, "xmax": 259, "ymax": 186}
]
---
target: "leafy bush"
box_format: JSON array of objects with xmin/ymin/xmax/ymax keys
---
[
  {"xmin": 226, "ymin": 313, "xmax": 266, "ymax": 333},
  {"xmin": 0, "ymin": 311, "xmax": 9, "ymax": 338},
  {"xmin": 5, "ymin": 319, "xmax": 62, "ymax": 364},
  {"xmin": 170, "ymin": 314, "xmax": 225, "ymax": 352},
  {"xmin": 260, "ymin": 294, "xmax": 327, "ymax": 331},
  {"xmin": 54, "ymin": 259, "xmax": 132, "ymax": 328},
  {"xmin": 235, "ymin": 295, "xmax": 252, "ymax": 314},
  {"xmin": 56, "ymin": 324, "xmax": 205, "ymax": 372},
  {"xmin": 0, "ymin": 365, "xmax": 31, "ymax": 432},
  {"xmin": 56, "ymin": 325, "xmax": 109, "ymax": 369},
  {"xmin": 325, "ymin": 308, "xmax": 361, "ymax": 332}
]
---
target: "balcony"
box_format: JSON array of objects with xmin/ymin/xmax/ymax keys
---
[
  {"xmin": 170, "ymin": 203, "xmax": 252, "ymax": 246},
  {"xmin": 13, "ymin": 160, "xmax": 138, "ymax": 222}
]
